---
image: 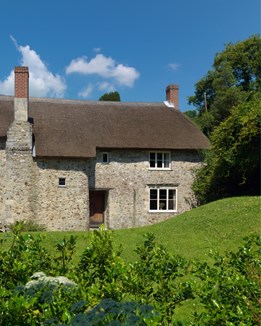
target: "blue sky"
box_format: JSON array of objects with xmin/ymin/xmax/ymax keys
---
[{"xmin": 0, "ymin": 0, "xmax": 260, "ymax": 111}]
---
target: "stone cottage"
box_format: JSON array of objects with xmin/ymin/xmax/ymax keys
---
[{"xmin": 0, "ymin": 67, "xmax": 209, "ymax": 230}]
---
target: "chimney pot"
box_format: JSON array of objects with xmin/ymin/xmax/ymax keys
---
[
  {"xmin": 14, "ymin": 66, "xmax": 29, "ymax": 122},
  {"xmin": 14, "ymin": 66, "xmax": 29, "ymax": 98},
  {"xmin": 166, "ymin": 84, "xmax": 179, "ymax": 109}
]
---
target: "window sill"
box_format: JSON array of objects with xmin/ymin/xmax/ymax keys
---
[
  {"xmin": 149, "ymin": 168, "xmax": 171, "ymax": 171},
  {"xmin": 149, "ymin": 210, "xmax": 177, "ymax": 213}
]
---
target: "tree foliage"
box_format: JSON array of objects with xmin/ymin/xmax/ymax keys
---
[
  {"xmin": 99, "ymin": 91, "xmax": 121, "ymax": 102},
  {"xmin": 188, "ymin": 35, "xmax": 261, "ymax": 135},
  {"xmin": 188, "ymin": 35, "xmax": 261, "ymax": 203},
  {"xmin": 192, "ymin": 96, "xmax": 260, "ymax": 204}
]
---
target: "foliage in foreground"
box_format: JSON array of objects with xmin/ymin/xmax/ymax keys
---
[{"xmin": 0, "ymin": 222, "xmax": 260, "ymax": 325}]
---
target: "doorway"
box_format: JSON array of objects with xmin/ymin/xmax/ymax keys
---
[{"xmin": 89, "ymin": 190, "xmax": 106, "ymax": 227}]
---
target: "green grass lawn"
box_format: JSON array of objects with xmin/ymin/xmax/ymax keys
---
[
  {"xmin": 1, "ymin": 196, "xmax": 260, "ymax": 263},
  {"xmin": 114, "ymin": 195, "xmax": 260, "ymax": 262}
]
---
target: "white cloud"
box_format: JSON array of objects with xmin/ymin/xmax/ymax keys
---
[
  {"xmin": 98, "ymin": 81, "xmax": 115, "ymax": 92},
  {"xmin": 78, "ymin": 84, "xmax": 94, "ymax": 98},
  {"xmin": 0, "ymin": 37, "xmax": 66, "ymax": 97},
  {"xmin": 93, "ymin": 47, "xmax": 101, "ymax": 53},
  {"xmin": 0, "ymin": 72, "xmax": 14, "ymax": 96},
  {"xmin": 66, "ymin": 53, "xmax": 139, "ymax": 87},
  {"xmin": 168, "ymin": 63, "xmax": 181, "ymax": 71}
]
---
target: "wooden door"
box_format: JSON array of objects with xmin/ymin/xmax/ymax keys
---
[{"xmin": 90, "ymin": 191, "xmax": 105, "ymax": 227}]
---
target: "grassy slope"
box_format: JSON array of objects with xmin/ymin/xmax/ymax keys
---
[
  {"xmin": 1, "ymin": 196, "xmax": 260, "ymax": 263},
  {"xmin": 113, "ymin": 196, "xmax": 260, "ymax": 262}
]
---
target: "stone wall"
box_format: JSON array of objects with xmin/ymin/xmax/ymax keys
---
[
  {"xmin": 0, "ymin": 139, "xmax": 6, "ymax": 225},
  {"xmin": 5, "ymin": 121, "xmax": 34, "ymax": 225},
  {"xmin": 1, "ymin": 141, "xmax": 201, "ymax": 230},
  {"xmin": 90, "ymin": 149, "xmax": 201, "ymax": 229},
  {"xmin": 31, "ymin": 158, "xmax": 89, "ymax": 231}
]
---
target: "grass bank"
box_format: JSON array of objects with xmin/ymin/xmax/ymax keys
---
[{"xmin": 1, "ymin": 196, "xmax": 260, "ymax": 263}]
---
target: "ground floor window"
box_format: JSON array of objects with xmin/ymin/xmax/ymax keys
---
[
  {"xmin": 149, "ymin": 187, "xmax": 177, "ymax": 212},
  {"xmin": 58, "ymin": 177, "xmax": 66, "ymax": 187}
]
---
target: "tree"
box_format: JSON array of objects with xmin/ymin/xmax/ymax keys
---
[
  {"xmin": 193, "ymin": 96, "xmax": 261, "ymax": 204},
  {"xmin": 99, "ymin": 91, "xmax": 121, "ymax": 102},
  {"xmin": 184, "ymin": 109, "xmax": 198, "ymax": 120},
  {"xmin": 188, "ymin": 35, "xmax": 261, "ymax": 135}
]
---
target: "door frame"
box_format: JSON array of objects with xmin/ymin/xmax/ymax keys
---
[{"xmin": 89, "ymin": 190, "xmax": 107, "ymax": 228}]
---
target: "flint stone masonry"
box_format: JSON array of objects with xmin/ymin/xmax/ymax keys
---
[
  {"xmin": 1, "ymin": 143, "xmax": 201, "ymax": 230},
  {"xmin": 5, "ymin": 120, "xmax": 33, "ymax": 225},
  {"xmin": 0, "ymin": 139, "xmax": 6, "ymax": 225},
  {"xmin": 31, "ymin": 158, "xmax": 89, "ymax": 231},
  {"xmin": 90, "ymin": 149, "xmax": 200, "ymax": 229}
]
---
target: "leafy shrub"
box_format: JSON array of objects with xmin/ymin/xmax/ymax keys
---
[
  {"xmin": 192, "ymin": 235, "xmax": 261, "ymax": 325},
  {"xmin": 0, "ymin": 223, "xmax": 52, "ymax": 289},
  {"xmin": 10, "ymin": 220, "xmax": 46, "ymax": 232},
  {"xmin": 0, "ymin": 224, "xmax": 259, "ymax": 325},
  {"xmin": 124, "ymin": 233, "xmax": 193, "ymax": 324},
  {"xmin": 78, "ymin": 225, "xmax": 123, "ymax": 280}
]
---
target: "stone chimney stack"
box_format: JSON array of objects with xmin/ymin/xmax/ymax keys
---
[
  {"xmin": 5, "ymin": 66, "xmax": 33, "ymax": 226},
  {"xmin": 14, "ymin": 66, "xmax": 29, "ymax": 121},
  {"xmin": 166, "ymin": 84, "xmax": 179, "ymax": 110}
]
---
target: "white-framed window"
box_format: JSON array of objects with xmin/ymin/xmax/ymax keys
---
[
  {"xmin": 149, "ymin": 186, "xmax": 177, "ymax": 212},
  {"xmin": 149, "ymin": 152, "xmax": 171, "ymax": 169},
  {"xmin": 102, "ymin": 152, "xmax": 109, "ymax": 163},
  {"xmin": 58, "ymin": 178, "xmax": 66, "ymax": 187}
]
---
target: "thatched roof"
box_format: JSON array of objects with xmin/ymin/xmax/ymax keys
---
[{"xmin": 0, "ymin": 96, "xmax": 209, "ymax": 157}]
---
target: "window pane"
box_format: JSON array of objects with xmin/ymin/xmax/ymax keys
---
[
  {"xmin": 157, "ymin": 153, "xmax": 163, "ymax": 168},
  {"xmin": 59, "ymin": 178, "xmax": 66, "ymax": 186},
  {"xmin": 159, "ymin": 189, "xmax": 167, "ymax": 199},
  {"xmin": 150, "ymin": 153, "xmax": 155, "ymax": 160},
  {"xmin": 150, "ymin": 189, "xmax": 158, "ymax": 210},
  {"xmin": 168, "ymin": 200, "xmax": 174, "ymax": 210},
  {"xmin": 168, "ymin": 190, "xmax": 176, "ymax": 210},
  {"xmin": 150, "ymin": 153, "xmax": 156, "ymax": 167},
  {"xmin": 169, "ymin": 189, "xmax": 175, "ymax": 199},
  {"xmin": 159, "ymin": 200, "xmax": 166, "ymax": 210},
  {"xmin": 150, "ymin": 189, "xmax": 157, "ymax": 199},
  {"xmin": 150, "ymin": 200, "xmax": 157, "ymax": 210},
  {"xmin": 102, "ymin": 153, "xmax": 108, "ymax": 163},
  {"xmin": 164, "ymin": 153, "xmax": 170, "ymax": 168}
]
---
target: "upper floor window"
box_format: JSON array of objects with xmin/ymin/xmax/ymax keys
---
[
  {"xmin": 102, "ymin": 152, "xmax": 109, "ymax": 163},
  {"xmin": 149, "ymin": 152, "xmax": 171, "ymax": 169}
]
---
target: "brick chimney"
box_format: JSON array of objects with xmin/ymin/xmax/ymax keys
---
[
  {"xmin": 166, "ymin": 84, "xmax": 179, "ymax": 109},
  {"xmin": 14, "ymin": 66, "xmax": 29, "ymax": 121}
]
